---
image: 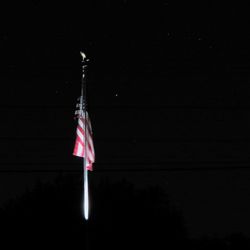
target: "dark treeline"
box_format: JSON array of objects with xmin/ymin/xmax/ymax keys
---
[{"xmin": 0, "ymin": 175, "xmax": 249, "ymax": 249}]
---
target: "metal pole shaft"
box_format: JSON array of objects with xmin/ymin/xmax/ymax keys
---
[
  {"xmin": 81, "ymin": 52, "xmax": 89, "ymax": 221},
  {"xmin": 83, "ymin": 152, "xmax": 89, "ymax": 220}
]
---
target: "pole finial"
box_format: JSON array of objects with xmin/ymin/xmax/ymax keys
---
[
  {"xmin": 80, "ymin": 51, "xmax": 89, "ymax": 63},
  {"xmin": 80, "ymin": 51, "xmax": 86, "ymax": 61}
]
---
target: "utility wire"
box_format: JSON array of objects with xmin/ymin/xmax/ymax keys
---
[
  {"xmin": 0, "ymin": 105, "xmax": 249, "ymax": 110},
  {"xmin": 0, "ymin": 161, "xmax": 249, "ymax": 173},
  {"xmin": 0, "ymin": 166, "xmax": 250, "ymax": 173},
  {"xmin": 0, "ymin": 136, "xmax": 248, "ymax": 142}
]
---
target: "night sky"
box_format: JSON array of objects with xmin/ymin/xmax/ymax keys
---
[{"xmin": 0, "ymin": 1, "xmax": 250, "ymax": 240}]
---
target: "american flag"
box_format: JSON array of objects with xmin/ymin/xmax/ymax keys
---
[{"xmin": 73, "ymin": 97, "xmax": 95, "ymax": 171}]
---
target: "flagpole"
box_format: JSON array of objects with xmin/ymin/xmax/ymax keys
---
[{"xmin": 80, "ymin": 52, "xmax": 89, "ymax": 221}]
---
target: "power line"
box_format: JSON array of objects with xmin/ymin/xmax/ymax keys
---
[
  {"xmin": 0, "ymin": 136, "xmax": 248, "ymax": 143},
  {"xmin": 0, "ymin": 160, "xmax": 247, "ymax": 165},
  {"xmin": 0, "ymin": 161, "xmax": 249, "ymax": 173},
  {"xmin": 0, "ymin": 165, "xmax": 250, "ymax": 173},
  {"xmin": 0, "ymin": 105, "xmax": 249, "ymax": 110}
]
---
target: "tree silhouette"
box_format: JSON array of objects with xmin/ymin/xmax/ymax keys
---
[
  {"xmin": 1, "ymin": 175, "xmax": 250, "ymax": 249},
  {"xmin": 0, "ymin": 175, "xmax": 187, "ymax": 249},
  {"xmin": 90, "ymin": 179, "xmax": 187, "ymax": 249}
]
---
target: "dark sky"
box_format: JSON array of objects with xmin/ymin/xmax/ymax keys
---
[{"xmin": 0, "ymin": 1, "xmax": 250, "ymax": 238}]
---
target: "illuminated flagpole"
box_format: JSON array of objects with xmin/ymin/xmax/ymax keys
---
[{"xmin": 80, "ymin": 51, "xmax": 89, "ymax": 220}]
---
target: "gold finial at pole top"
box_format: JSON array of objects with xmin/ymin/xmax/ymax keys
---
[
  {"xmin": 80, "ymin": 51, "xmax": 86, "ymax": 61},
  {"xmin": 80, "ymin": 51, "xmax": 89, "ymax": 63},
  {"xmin": 80, "ymin": 51, "xmax": 89, "ymax": 77}
]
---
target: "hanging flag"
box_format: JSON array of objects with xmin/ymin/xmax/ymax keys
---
[
  {"xmin": 73, "ymin": 97, "xmax": 95, "ymax": 171},
  {"xmin": 73, "ymin": 51, "xmax": 93, "ymax": 220}
]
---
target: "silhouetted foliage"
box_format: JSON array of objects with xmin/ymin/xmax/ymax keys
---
[
  {"xmin": 188, "ymin": 233, "xmax": 250, "ymax": 250},
  {"xmin": 1, "ymin": 175, "xmax": 250, "ymax": 249},
  {"xmin": 90, "ymin": 179, "xmax": 187, "ymax": 250},
  {"xmin": 0, "ymin": 175, "xmax": 187, "ymax": 249}
]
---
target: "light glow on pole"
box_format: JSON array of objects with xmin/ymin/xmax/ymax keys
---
[{"xmin": 84, "ymin": 166, "xmax": 89, "ymax": 220}]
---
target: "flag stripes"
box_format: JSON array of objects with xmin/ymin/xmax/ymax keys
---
[{"xmin": 73, "ymin": 111, "xmax": 95, "ymax": 171}]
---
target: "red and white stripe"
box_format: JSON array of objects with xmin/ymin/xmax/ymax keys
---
[{"xmin": 73, "ymin": 112, "xmax": 95, "ymax": 171}]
